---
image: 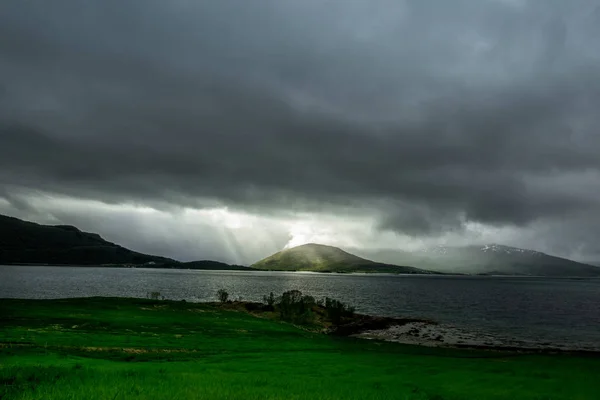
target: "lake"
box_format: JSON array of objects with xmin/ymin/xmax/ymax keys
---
[{"xmin": 1, "ymin": 266, "xmax": 599, "ymax": 350}]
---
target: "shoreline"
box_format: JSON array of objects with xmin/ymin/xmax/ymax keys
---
[
  {"xmin": 222, "ymin": 300, "xmax": 600, "ymax": 355},
  {"xmin": 1, "ymin": 295, "xmax": 597, "ymax": 355},
  {"xmin": 349, "ymin": 319, "xmax": 600, "ymax": 355},
  {"xmin": 5, "ymin": 264, "xmax": 600, "ymax": 279}
]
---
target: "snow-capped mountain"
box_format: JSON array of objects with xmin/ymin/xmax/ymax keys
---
[
  {"xmin": 479, "ymin": 244, "xmax": 543, "ymax": 256},
  {"xmin": 354, "ymin": 244, "xmax": 600, "ymax": 277},
  {"xmin": 419, "ymin": 243, "xmax": 543, "ymax": 256}
]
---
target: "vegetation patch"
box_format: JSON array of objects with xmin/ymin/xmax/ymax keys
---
[{"xmin": 1, "ymin": 297, "xmax": 599, "ymax": 400}]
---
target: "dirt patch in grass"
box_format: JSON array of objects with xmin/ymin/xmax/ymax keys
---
[
  {"xmin": 139, "ymin": 304, "xmax": 169, "ymax": 311},
  {"xmin": 186, "ymin": 308, "xmax": 217, "ymax": 314},
  {"xmin": 0, "ymin": 342, "xmax": 198, "ymax": 354},
  {"xmin": 84, "ymin": 347, "xmax": 200, "ymax": 354}
]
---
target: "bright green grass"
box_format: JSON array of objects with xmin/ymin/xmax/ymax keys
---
[{"xmin": 1, "ymin": 298, "xmax": 599, "ymax": 399}]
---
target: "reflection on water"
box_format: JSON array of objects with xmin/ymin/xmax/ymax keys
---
[{"xmin": 1, "ymin": 266, "xmax": 599, "ymax": 348}]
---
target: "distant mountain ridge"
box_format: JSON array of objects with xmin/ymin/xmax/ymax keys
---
[
  {"xmin": 586, "ymin": 262, "xmax": 600, "ymax": 267},
  {"xmin": 4, "ymin": 213, "xmax": 598, "ymax": 277},
  {"xmin": 355, "ymin": 244, "xmax": 600, "ymax": 277},
  {"xmin": 155, "ymin": 260, "xmax": 255, "ymax": 271},
  {"xmin": 0, "ymin": 214, "xmax": 249, "ymax": 270},
  {"xmin": 251, "ymin": 243, "xmax": 437, "ymax": 274},
  {"xmin": 0, "ymin": 214, "xmax": 174, "ymax": 266}
]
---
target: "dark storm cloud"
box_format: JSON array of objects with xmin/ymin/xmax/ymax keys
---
[{"xmin": 1, "ymin": 0, "xmax": 600, "ymax": 246}]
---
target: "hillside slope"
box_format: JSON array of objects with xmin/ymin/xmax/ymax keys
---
[
  {"xmin": 0, "ymin": 214, "xmax": 174, "ymax": 266},
  {"xmin": 155, "ymin": 260, "xmax": 255, "ymax": 271},
  {"xmin": 251, "ymin": 243, "xmax": 436, "ymax": 274},
  {"xmin": 356, "ymin": 244, "xmax": 600, "ymax": 277},
  {"xmin": 587, "ymin": 262, "xmax": 600, "ymax": 267}
]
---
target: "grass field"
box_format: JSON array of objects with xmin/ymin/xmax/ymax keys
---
[{"xmin": 1, "ymin": 297, "xmax": 599, "ymax": 399}]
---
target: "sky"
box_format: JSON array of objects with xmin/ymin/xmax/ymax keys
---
[{"xmin": 1, "ymin": 0, "xmax": 600, "ymax": 264}]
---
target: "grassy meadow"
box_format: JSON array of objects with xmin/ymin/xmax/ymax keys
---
[{"xmin": 1, "ymin": 297, "xmax": 599, "ymax": 400}]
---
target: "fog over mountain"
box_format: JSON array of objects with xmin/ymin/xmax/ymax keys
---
[
  {"xmin": 354, "ymin": 244, "xmax": 600, "ymax": 276},
  {"xmin": 1, "ymin": 1, "xmax": 600, "ymax": 264}
]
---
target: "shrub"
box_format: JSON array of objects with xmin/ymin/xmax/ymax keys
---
[
  {"xmin": 324, "ymin": 297, "xmax": 355, "ymax": 325},
  {"xmin": 147, "ymin": 291, "xmax": 161, "ymax": 300},
  {"xmin": 263, "ymin": 292, "xmax": 276, "ymax": 308},
  {"xmin": 244, "ymin": 302, "xmax": 263, "ymax": 312},
  {"xmin": 278, "ymin": 290, "xmax": 315, "ymax": 324},
  {"xmin": 216, "ymin": 289, "xmax": 229, "ymax": 303}
]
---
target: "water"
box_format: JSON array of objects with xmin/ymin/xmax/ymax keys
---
[{"xmin": 2, "ymin": 266, "xmax": 599, "ymax": 349}]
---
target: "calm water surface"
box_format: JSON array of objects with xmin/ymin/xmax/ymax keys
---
[{"xmin": 2, "ymin": 266, "xmax": 599, "ymax": 349}]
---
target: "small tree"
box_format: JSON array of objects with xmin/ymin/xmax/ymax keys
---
[
  {"xmin": 147, "ymin": 291, "xmax": 161, "ymax": 300},
  {"xmin": 263, "ymin": 292, "xmax": 276, "ymax": 308},
  {"xmin": 278, "ymin": 290, "xmax": 315, "ymax": 324},
  {"xmin": 217, "ymin": 289, "xmax": 229, "ymax": 303},
  {"xmin": 324, "ymin": 297, "xmax": 355, "ymax": 325}
]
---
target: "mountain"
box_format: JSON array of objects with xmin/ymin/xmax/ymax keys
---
[
  {"xmin": 6, "ymin": 212, "xmax": 595, "ymax": 276},
  {"xmin": 251, "ymin": 243, "xmax": 437, "ymax": 274},
  {"xmin": 587, "ymin": 262, "xmax": 600, "ymax": 267},
  {"xmin": 0, "ymin": 214, "xmax": 257, "ymax": 270},
  {"xmin": 355, "ymin": 244, "xmax": 600, "ymax": 277},
  {"xmin": 154, "ymin": 260, "xmax": 256, "ymax": 271},
  {"xmin": 0, "ymin": 214, "xmax": 175, "ymax": 266}
]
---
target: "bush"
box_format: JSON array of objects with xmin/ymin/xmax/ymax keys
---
[
  {"xmin": 324, "ymin": 297, "xmax": 355, "ymax": 325},
  {"xmin": 244, "ymin": 302, "xmax": 263, "ymax": 312},
  {"xmin": 278, "ymin": 290, "xmax": 315, "ymax": 324},
  {"xmin": 263, "ymin": 292, "xmax": 276, "ymax": 309},
  {"xmin": 216, "ymin": 289, "xmax": 229, "ymax": 303},
  {"xmin": 147, "ymin": 291, "xmax": 161, "ymax": 300}
]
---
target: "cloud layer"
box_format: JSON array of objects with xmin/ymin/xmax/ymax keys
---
[{"xmin": 1, "ymin": 0, "xmax": 600, "ymax": 262}]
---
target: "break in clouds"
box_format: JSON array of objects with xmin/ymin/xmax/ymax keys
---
[{"xmin": 1, "ymin": 0, "xmax": 600, "ymax": 263}]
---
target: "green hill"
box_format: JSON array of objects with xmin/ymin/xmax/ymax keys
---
[{"xmin": 251, "ymin": 243, "xmax": 436, "ymax": 274}]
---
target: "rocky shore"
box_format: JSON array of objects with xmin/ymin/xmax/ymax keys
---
[
  {"xmin": 350, "ymin": 320, "xmax": 600, "ymax": 354},
  {"xmin": 232, "ymin": 301, "xmax": 600, "ymax": 354}
]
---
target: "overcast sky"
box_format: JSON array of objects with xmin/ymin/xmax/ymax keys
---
[{"xmin": 1, "ymin": 0, "xmax": 600, "ymax": 264}]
